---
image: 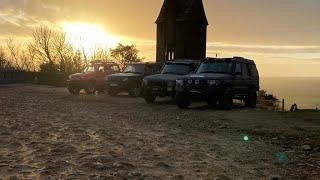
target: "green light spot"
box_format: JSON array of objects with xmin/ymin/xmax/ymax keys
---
[{"xmin": 243, "ymin": 135, "xmax": 249, "ymax": 141}]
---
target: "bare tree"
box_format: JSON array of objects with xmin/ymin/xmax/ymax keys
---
[
  {"xmin": 28, "ymin": 25, "xmax": 84, "ymax": 73},
  {"xmin": 91, "ymin": 47, "xmax": 111, "ymax": 62},
  {"xmin": 28, "ymin": 25, "xmax": 55, "ymax": 64},
  {"xmin": 0, "ymin": 47, "xmax": 9, "ymax": 70},
  {"xmin": 6, "ymin": 38, "xmax": 22, "ymax": 70}
]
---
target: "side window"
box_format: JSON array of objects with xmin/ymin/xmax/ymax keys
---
[
  {"xmin": 98, "ymin": 66, "xmax": 105, "ymax": 73},
  {"xmin": 235, "ymin": 63, "xmax": 242, "ymax": 75},
  {"xmin": 111, "ymin": 65, "xmax": 120, "ymax": 72},
  {"xmin": 145, "ymin": 66, "xmax": 153, "ymax": 75},
  {"xmin": 249, "ymin": 64, "xmax": 259, "ymax": 77},
  {"xmin": 242, "ymin": 63, "xmax": 250, "ymax": 77}
]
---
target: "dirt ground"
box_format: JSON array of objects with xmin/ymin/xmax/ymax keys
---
[{"xmin": 0, "ymin": 84, "xmax": 319, "ymax": 180}]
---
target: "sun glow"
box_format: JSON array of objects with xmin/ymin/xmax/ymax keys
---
[{"xmin": 62, "ymin": 22, "xmax": 119, "ymax": 55}]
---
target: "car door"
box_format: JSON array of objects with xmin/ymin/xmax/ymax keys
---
[
  {"xmin": 233, "ymin": 63, "xmax": 247, "ymax": 94},
  {"xmin": 241, "ymin": 63, "xmax": 251, "ymax": 92},
  {"xmin": 96, "ymin": 66, "xmax": 106, "ymax": 85}
]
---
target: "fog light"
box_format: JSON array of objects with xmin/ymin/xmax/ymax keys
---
[
  {"xmin": 176, "ymin": 79, "xmax": 183, "ymax": 86},
  {"xmin": 207, "ymin": 80, "xmax": 217, "ymax": 86}
]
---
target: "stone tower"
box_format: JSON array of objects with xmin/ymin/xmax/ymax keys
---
[{"xmin": 156, "ymin": 0, "xmax": 208, "ymax": 62}]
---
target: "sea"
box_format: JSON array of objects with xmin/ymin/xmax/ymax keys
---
[{"xmin": 260, "ymin": 77, "xmax": 320, "ymax": 109}]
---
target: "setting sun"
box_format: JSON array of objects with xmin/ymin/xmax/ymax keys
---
[{"xmin": 61, "ymin": 22, "xmax": 119, "ymax": 55}]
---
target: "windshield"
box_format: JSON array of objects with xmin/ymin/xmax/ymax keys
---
[
  {"xmin": 161, "ymin": 64, "xmax": 192, "ymax": 75},
  {"xmin": 83, "ymin": 65, "xmax": 95, "ymax": 73},
  {"xmin": 196, "ymin": 62, "xmax": 233, "ymax": 74},
  {"xmin": 123, "ymin": 64, "xmax": 145, "ymax": 74}
]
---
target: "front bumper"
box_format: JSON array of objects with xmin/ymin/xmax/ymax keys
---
[
  {"xmin": 176, "ymin": 85, "xmax": 225, "ymax": 97},
  {"xmin": 143, "ymin": 85, "xmax": 175, "ymax": 96},
  {"xmin": 67, "ymin": 80, "xmax": 87, "ymax": 88},
  {"xmin": 106, "ymin": 81, "xmax": 129, "ymax": 91}
]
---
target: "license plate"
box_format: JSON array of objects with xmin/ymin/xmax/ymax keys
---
[
  {"xmin": 152, "ymin": 87, "xmax": 160, "ymax": 91},
  {"xmin": 190, "ymin": 89, "xmax": 201, "ymax": 93},
  {"xmin": 110, "ymin": 83, "xmax": 118, "ymax": 87}
]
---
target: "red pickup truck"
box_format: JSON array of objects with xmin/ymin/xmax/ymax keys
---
[{"xmin": 67, "ymin": 61, "xmax": 120, "ymax": 95}]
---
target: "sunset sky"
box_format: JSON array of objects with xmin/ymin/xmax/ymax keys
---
[{"xmin": 0, "ymin": 0, "xmax": 320, "ymax": 77}]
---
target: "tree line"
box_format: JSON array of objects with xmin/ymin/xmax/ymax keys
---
[{"xmin": 0, "ymin": 25, "xmax": 143, "ymax": 74}]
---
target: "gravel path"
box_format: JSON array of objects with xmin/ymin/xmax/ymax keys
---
[{"xmin": 0, "ymin": 84, "xmax": 319, "ymax": 179}]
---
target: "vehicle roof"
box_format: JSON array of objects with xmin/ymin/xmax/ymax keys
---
[
  {"xmin": 90, "ymin": 60, "xmax": 117, "ymax": 65},
  {"xmin": 166, "ymin": 59, "xmax": 200, "ymax": 65},
  {"xmin": 203, "ymin": 57, "xmax": 255, "ymax": 64},
  {"xmin": 129, "ymin": 62, "xmax": 163, "ymax": 66}
]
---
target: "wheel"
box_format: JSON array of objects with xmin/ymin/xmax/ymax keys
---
[
  {"xmin": 108, "ymin": 88, "xmax": 118, "ymax": 96},
  {"xmin": 176, "ymin": 92, "xmax": 190, "ymax": 109},
  {"xmin": 244, "ymin": 89, "xmax": 257, "ymax": 108},
  {"xmin": 207, "ymin": 95, "xmax": 218, "ymax": 108},
  {"xmin": 85, "ymin": 81, "xmax": 96, "ymax": 94},
  {"xmin": 68, "ymin": 86, "xmax": 80, "ymax": 95},
  {"xmin": 143, "ymin": 92, "xmax": 157, "ymax": 103},
  {"xmin": 129, "ymin": 83, "xmax": 142, "ymax": 97},
  {"xmin": 218, "ymin": 88, "xmax": 233, "ymax": 110}
]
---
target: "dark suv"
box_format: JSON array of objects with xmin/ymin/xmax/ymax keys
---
[
  {"xmin": 106, "ymin": 63, "xmax": 163, "ymax": 97},
  {"xmin": 142, "ymin": 60, "xmax": 199, "ymax": 103},
  {"xmin": 175, "ymin": 57, "xmax": 259, "ymax": 109}
]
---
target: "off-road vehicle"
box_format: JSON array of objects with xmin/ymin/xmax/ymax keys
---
[
  {"xmin": 106, "ymin": 63, "xmax": 163, "ymax": 97},
  {"xmin": 142, "ymin": 60, "xmax": 199, "ymax": 103},
  {"xmin": 175, "ymin": 57, "xmax": 260, "ymax": 109},
  {"xmin": 67, "ymin": 61, "xmax": 120, "ymax": 95}
]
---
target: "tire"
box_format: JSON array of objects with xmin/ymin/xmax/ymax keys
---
[
  {"xmin": 108, "ymin": 88, "xmax": 118, "ymax": 96},
  {"xmin": 245, "ymin": 89, "xmax": 257, "ymax": 108},
  {"xmin": 68, "ymin": 86, "xmax": 80, "ymax": 95},
  {"xmin": 143, "ymin": 93, "xmax": 157, "ymax": 103},
  {"xmin": 85, "ymin": 81, "xmax": 96, "ymax": 94},
  {"xmin": 218, "ymin": 88, "xmax": 233, "ymax": 110},
  {"xmin": 129, "ymin": 83, "xmax": 142, "ymax": 97},
  {"xmin": 176, "ymin": 92, "xmax": 190, "ymax": 109},
  {"xmin": 207, "ymin": 95, "xmax": 218, "ymax": 108}
]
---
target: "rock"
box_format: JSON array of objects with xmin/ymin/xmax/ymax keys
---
[
  {"xmin": 171, "ymin": 175, "xmax": 184, "ymax": 180},
  {"xmin": 302, "ymin": 145, "xmax": 312, "ymax": 151},
  {"xmin": 9, "ymin": 176, "xmax": 19, "ymax": 180},
  {"xmin": 218, "ymin": 125, "xmax": 227, "ymax": 129},
  {"xmin": 269, "ymin": 175, "xmax": 281, "ymax": 180},
  {"xmin": 156, "ymin": 162, "xmax": 171, "ymax": 169},
  {"xmin": 128, "ymin": 171, "xmax": 142, "ymax": 177},
  {"xmin": 214, "ymin": 175, "xmax": 231, "ymax": 180},
  {"xmin": 0, "ymin": 163, "xmax": 8, "ymax": 168},
  {"xmin": 112, "ymin": 162, "xmax": 135, "ymax": 169}
]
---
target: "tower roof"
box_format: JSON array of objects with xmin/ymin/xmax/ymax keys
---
[{"xmin": 156, "ymin": 0, "xmax": 208, "ymax": 25}]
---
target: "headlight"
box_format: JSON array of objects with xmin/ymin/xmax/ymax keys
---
[
  {"xmin": 168, "ymin": 81, "xmax": 175, "ymax": 87},
  {"xmin": 207, "ymin": 80, "xmax": 217, "ymax": 86},
  {"xmin": 176, "ymin": 79, "xmax": 183, "ymax": 86},
  {"xmin": 143, "ymin": 79, "xmax": 148, "ymax": 85}
]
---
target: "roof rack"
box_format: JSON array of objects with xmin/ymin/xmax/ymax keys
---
[{"xmin": 203, "ymin": 57, "xmax": 255, "ymax": 64}]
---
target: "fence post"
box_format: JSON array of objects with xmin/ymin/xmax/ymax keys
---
[{"xmin": 282, "ymin": 99, "xmax": 285, "ymax": 112}]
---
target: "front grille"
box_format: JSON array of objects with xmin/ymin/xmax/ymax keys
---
[
  {"xmin": 184, "ymin": 80, "xmax": 208, "ymax": 91},
  {"xmin": 148, "ymin": 80, "xmax": 165, "ymax": 87}
]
